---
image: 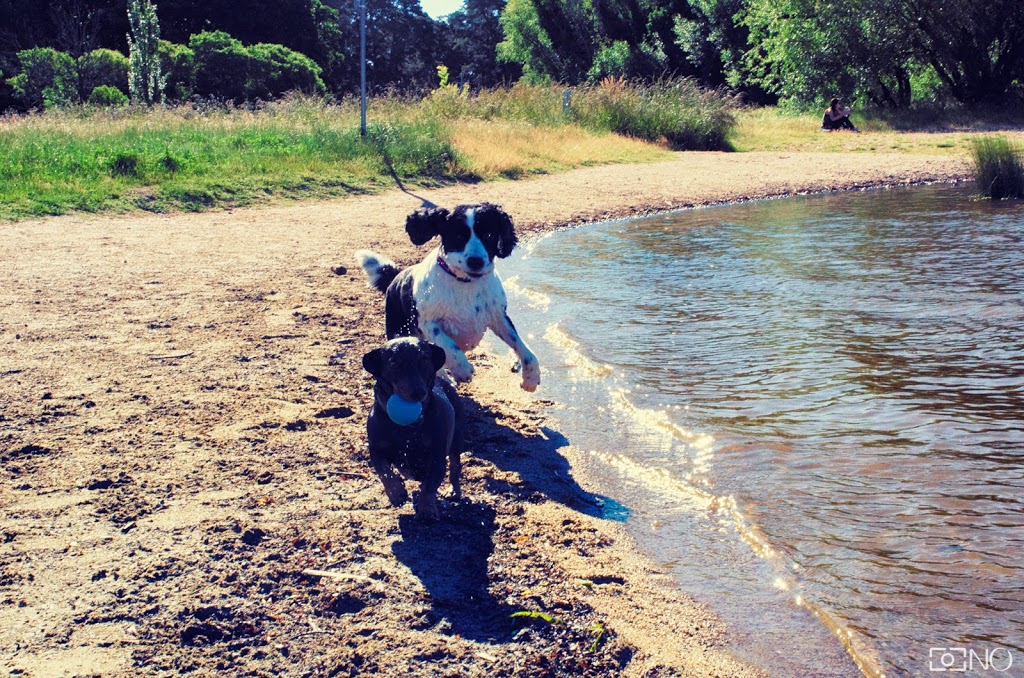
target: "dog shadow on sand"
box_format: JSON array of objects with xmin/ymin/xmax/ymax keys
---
[{"xmin": 390, "ymin": 397, "xmax": 627, "ymax": 643}]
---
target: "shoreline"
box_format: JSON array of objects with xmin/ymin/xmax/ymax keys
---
[{"xmin": 0, "ymin": 152, "xmax": 968, "ymax": 676}]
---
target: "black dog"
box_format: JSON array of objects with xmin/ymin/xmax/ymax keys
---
[{"xmin": 362, "ymin": 337, "xmax": 464, "ymax": 520}]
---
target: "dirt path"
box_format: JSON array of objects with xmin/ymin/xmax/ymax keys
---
[{"xmin": 0, "ymin": 151, "xmax": 968, "ymax": 677}]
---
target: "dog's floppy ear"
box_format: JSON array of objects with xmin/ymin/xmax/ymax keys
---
[
  {"xmin": 486, "ymin": 204, "xmax": 518, "ymax": 258},
  {"xmin": 362, "ymin": 348, "xmax": 384, "ymax": 377},
  {"xmin": 405, "ymin": 207, "xmax": 449, "ymax": 246},
  {"xmin": 427, "ymin": 343, "xmax": 447, "ymax": 372}
]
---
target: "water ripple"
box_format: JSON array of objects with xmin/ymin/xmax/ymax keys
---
[{"xmin": 499, "ymin": 185, "xmax": 1024, "ymax": 676}]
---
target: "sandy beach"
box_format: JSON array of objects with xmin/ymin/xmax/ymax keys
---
[{"xmin": 0, "ymin": 151, "xmax": 969, "ymax": 677}]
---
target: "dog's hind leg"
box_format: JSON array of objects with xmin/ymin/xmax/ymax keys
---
[
  {"xmin": 421, "ymin": 320, "xmax": 475, "ymax": 383},
  {"xmin": 415, "ymin": 442, "xmax": 449, "ymax": 521},
  {"xmin": 448, "ymin": 445, "xmax": 462, "ymax": 501}
]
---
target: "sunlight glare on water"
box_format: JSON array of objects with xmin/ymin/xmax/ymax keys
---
[{"xmin": 491, "ymin": 185, "xmax": 1024, "ymax": 677}]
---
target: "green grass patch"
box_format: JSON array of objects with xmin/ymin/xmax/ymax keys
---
[
  {"xmin": 0, "ymin": 98, "xmax": 457, "ymax": 220},
  {"xmin": 1, "ymin": 85, "xmax": 724, "ymax": 220},
  {"xmin": 732, "ymin": 107, "xmax": 1024, "ymax": 156},
  {"xmin": 970, "ymin": 136, "xmax": 1024, "ymax": 199}
]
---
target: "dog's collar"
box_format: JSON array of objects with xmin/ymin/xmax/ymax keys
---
[{"xmin": 436, "ymin": 255, "xmax": 472, "ymax": 283}]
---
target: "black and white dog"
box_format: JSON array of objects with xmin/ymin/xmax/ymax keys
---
[{"xmin": 356, "ymin": 203, "xmax": 540, "ymax": 392}]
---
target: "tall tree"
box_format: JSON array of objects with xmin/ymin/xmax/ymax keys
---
[
  {"xmin": 328, "ymin": 0, "xmax": 439, "ymax": 93},
  {"xmin": 743, "ymin": 0, "xmax": 1024, "ymax": 106},
  {"xmin": 1, "ymin": 0, "xmax": 126, "ymax": 62},
  {"xmin": 497, "ymin": 0, "xmax": 727, "ymax": 84},
  {"xmin": 439, "ymin": 0, "xmax": 521, "ymax": 87},
  {"xmin": 902, "ymin": 0, "xmax": 1024, "ymax": 104},
  {"xmin": 127, "ymin": 0, "xmax": 163, "ymax": 104}
]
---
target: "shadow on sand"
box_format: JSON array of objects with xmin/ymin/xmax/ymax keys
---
[
  {"xmin": 390, "ymin": 397, "xmax": 628, "ymax": 643},
  {"xmin": 463, "ymin": 397, "xmax": 629, "ymax": 522}
]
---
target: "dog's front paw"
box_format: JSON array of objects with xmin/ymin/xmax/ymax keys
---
[
  {"xmin": 414, "ymin": 494, "xmax": 440, "ymax": 521},
  {"xmin": 519, "ymin": 357, "xmax": 541, "ymax": 392},
  {"xmin": 447, "ymin": 357, "xmax": 475, "ymax": 384}
]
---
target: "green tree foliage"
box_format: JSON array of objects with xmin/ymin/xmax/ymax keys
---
[
  {"xmin": 157, "ymin": 40, "xmax": 195, "ymax": 101},
  {"xmin": 329, "ymin": 0, "xmax": 439, "ymax": 92},
  {"xmin": 904, "ymin": 0, "xmax": 1024, "ymax": 104},
  {"xmin": 0, "ymin": 64, "xmax": 14, "ymax": 111},
  {"xmin": 189, "ymin": 31, "xmax": 250, "ymax": 101},
  {"xmin": 439, "ymin": 0, "xmax": 521, "ymax": 87},
  {"xmin": 158, "ymin": 0, "xmax": 345, "ymax": 90},
  {"xmin": 674, "ymin": 0, "xmax": 750, "ymax": 89},
  {"xmin": 78, "ymin": 48, "xmax": 129, "ymax": 99},
  {"xmin": 189, "ymin": 31, "xmax": 325, "ymax": 102},
  {"xmin": 0, "ymin": 0, "xmax": 128, "ymax": 61},
  {"xmin": 743, "ymin": 0, "xmax": 1024, "ymax": 106},
  {"xmin": 127, "ymin": 0, "xmax": 164, "ymax": 105},
  {"xmin": 3, "ymin": 0, "xmax": 1021, "ymax": 108},
  {"xmin": 247, "ymin": 43, "xmax": 326, "ymax": 98},
  {"xmin": 498, "ymin": 0, "xmax": 597, "ymax": 83},
  {"xmin": 7, "ymin": 47, "xmax": 78, "ymax": 109},
  {"xmin": 497, "ymin": 0, "xmax": 711, "ymax": 84}
]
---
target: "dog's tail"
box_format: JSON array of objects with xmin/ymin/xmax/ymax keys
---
[{"xmin": 355, "ymin": 250, "xmax": 400, "ymax": 294}]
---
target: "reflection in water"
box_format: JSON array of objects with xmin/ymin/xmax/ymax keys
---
[{"xmin": 495, "ymin": 186, "xmax": 1024, "ymax": 677}]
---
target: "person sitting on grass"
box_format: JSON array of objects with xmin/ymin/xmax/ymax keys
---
[{"xmin": 821, "ymin": 97, "xmax": 860, "ymax": 132}]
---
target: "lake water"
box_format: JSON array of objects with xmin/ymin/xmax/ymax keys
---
[{"xmin": 490, "ymin": 185, "xmax": 1024, "ymax": 676}]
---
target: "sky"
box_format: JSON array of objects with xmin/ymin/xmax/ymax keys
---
[{"xmin": 420, "ymin": 0, "xmax": 465, "ymax": 19}]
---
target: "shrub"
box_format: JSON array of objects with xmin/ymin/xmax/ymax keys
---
[
  {"xmin": 109, "ymin": 153, "xmax": 141, "ymax": 177},
  {"xmin": 160, "ymin": 153, "xmax": 181, "ymax": 173},
  {"xmin": 158, "ymin": 41, "xmax": 195, "ymax": 102},
  {"xmin": 366, "ymin": 119, "xmax": 459, "ymax": 178},
  {"xmin": 422, "ymin": 64, "xmax": 471, "ymax": 119},
  {"xmin": 88, "ymin": 85, "xmax": 130, "ymax": 107},
  {"xmin": 78, "ymin": 49, "xmax": 129, "ymax": 100},
  {"xmin": 971, "ymin": 136, "xmax": 1024, "ymax": 199},
  {"xmin": 571, "ymin": 77, "xmax": 735, "ymax": 151},
  {"xmin": 190, "ymin": 31, "xmax": 251, "ymax": 102},
  {"xmin": 246, "ymin": 43, "xmax": 326, "ymax": 100},
  {"xmin": 8, "ymin": 48, "xmax": 78, "ymax": 109},
  {"xmin": 467, "ymin": 82, "xmax": 564, "ymax": 124}
]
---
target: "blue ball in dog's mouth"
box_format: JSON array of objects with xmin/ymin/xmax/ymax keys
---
[{"xmin": 386, "ymin": 394, "xmax": 423, "ymax": 426}]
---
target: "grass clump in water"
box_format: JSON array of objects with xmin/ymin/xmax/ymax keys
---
[{"xmin": 970, "ymin": 136, "xmax": 1024, "ymax": 199}]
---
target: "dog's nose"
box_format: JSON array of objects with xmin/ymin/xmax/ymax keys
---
[{"xmin": 466, "ymin": 256, "xmax": 485, "ymax": 271}]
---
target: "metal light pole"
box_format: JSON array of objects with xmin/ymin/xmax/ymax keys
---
[{"xmin": 359, "ymin": 0, "xmax": 367, "ymax": 138}]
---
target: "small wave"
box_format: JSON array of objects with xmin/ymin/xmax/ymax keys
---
[
  {"xmin": 502, "ymin": 275, "xmax": 551, "ymax": 311},
  {"xmin": 543, "ymin": 324, "xmax": 615, "ymax": 378},
  {"xmin": 596, "ymin": 389, "xmax": 885, "ymax": 676}
]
